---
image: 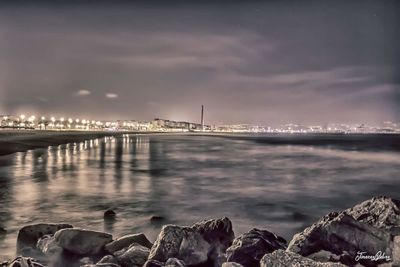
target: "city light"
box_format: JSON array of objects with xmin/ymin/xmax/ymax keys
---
[{"xmin": 0, "ymin": 112, "xmax": 399, "ymax": 133}]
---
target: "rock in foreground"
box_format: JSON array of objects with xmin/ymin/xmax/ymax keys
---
[
  {"xmin": 54, "ymin": 228, "xmax": 112, "ymax": 255},
  {"xmin": 17, "ymin": 223, "xmax": 73, "ymax": 250},
  {"xmin": 288, "ymin": 196, "xmax": 399, "ymax": 266},
  {"xmin": 149, "ymin": 217, "xmax": 234, "ymax": 267},
  {"xmin": 344, "ymin": 196, "xmax": 400, "ymax": 230},
  {"xmin": 226, "ymin": 228, "xmax": 286, "ymax": 267},
  {"xmin": 114, "ymin": 244, "xmax": 149, "ymax": 267},
  {"xmin": 260, "ymin": 250, "xmax": 346, "ymax": 267},
  {"xmin": 105, "ymin": 233, "xmax": 153, "ymax": 254}
]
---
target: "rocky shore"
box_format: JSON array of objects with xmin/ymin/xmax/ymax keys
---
[{"xmin": 1, "ymin": 196, "xmax": 399, "ymax": 267}]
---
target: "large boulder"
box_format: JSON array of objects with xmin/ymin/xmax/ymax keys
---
[
  {"xmin": 191, "ymin": 217, "xmax": 235, "ymax": 253},
  {"xmin": 54, "ymin": 228, "xmax": 112, "ymax": 255},
  {"xmin": 226, "ymin": 228, "xmax": 286, "ymax": 267},
  {"xmin": 288, "ymin": 196, "xmax": 400, "ymax": 266},
  {"xmin": 105, "ymin": 233, "xmax": 152, "ymax": 254},
  {"xmin": 148, "ymin": 225, "xmax": 210, "ymax": 266},
  {"xmin": 260, "ymin": 250, "xmax": 346, "ymax": 267},
  {"xmin": 149, "ymin": 217, "xmax": 234, "ymax": 267},
  {"xmin": 17, "ymin": 223, "xmax": 73, "ymax": 250},
  {"xmin": 344, "ymin": 196, "xmax": 400, "ymax": 231},
  {"xmin": 114, "ymin": 244, "xmax": 149, "ymax": 267}
]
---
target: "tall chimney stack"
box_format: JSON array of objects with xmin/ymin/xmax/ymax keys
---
[{"xmin": 201, "ymin": 105, "xmax": 204, "ymax": 131}]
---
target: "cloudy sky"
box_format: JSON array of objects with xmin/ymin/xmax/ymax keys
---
[{"xmin": 0, "ymin": 0, "xmax": 399, "ymax": 126}]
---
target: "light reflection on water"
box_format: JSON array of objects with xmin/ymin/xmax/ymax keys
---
[{"xmin": 0, "ymin": 134, "xmax": 400, "ymax": 260}]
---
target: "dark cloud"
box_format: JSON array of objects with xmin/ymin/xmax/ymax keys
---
[{"xmin": 0, "ymin": 0, "xmax": 399, "ymax": 125}]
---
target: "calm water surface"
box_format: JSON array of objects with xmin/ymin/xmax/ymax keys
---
[{"xmin": 0, "ymin": 134, "xmax": 400, "ymax": 260}]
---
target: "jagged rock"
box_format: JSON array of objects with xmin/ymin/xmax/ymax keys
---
[
  {"xmin": 165, "ymin": 258, "xmax": 186, "ymax": 267},
  {"xmin": 285, "ymin": 196, "xmax": 400, "ymax": 266},
  {"xmin": 2, "ymin": 256, "xmax": 45, "ymax": 267},
  {"xmin": 260, "ymin": 250, "xmax": 346, "ymax": 267},
  {"xmin": 114, "ymin": 244, "xmax": 149, "ymax": 267},
  {"xmin": 149, "ymin": 225, "xmax": 185, "ymax": 262},
  {"xmin": 344, "ymin": 196, "xmax": 400, "ymax": 230},
  {"xmin": 149, "ymin": 218, "xmax": 234, "ymax": 266},
  {"xmin": 226, "ymin": 228, "xmax": 286, "ymax": 267},
  {"xmin": 17, "ymin": 223, "xmax": 73, "ymax": 250},
  {"xmin": 105, "ymin": 233, "xmax": 152, "ymax": 253},
  {"xmin": 54, "ymin": 228, "xmax": 112, "ymax": 255},
  {"xmin": 192, "ymin": 217, "xmax": 235, "ymax": 256},
  {"xmin": 36, "ymin": 235, "xmax": 62, "ymax": 255},
  {"xmin": 148, "ymin": 225, "xmax": 210, "ymax": 266},
  {"xmin": 222, "ymin": 262, "xmax": 244, "ymax": 267},
  {"xmin": 178, "ymin": 229, "xmax": 210, "ymax": 265}
]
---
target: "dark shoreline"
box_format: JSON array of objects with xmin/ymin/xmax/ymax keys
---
[{"xmin": 0, "ymin": 130, "xmax": 128, "ymax": 156}]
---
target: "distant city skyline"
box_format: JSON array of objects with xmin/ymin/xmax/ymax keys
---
[{"xmin": 1, "ymin": 0, "xmax": 399, "ymax": 126}]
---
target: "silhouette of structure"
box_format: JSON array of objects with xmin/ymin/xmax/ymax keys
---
[{"xmin": 201, "ymin": 105, "xmax": 204, "ymax": 131}]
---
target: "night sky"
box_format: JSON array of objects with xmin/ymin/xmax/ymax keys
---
[{"xmin": 0, "ymin": 0, "xmax": 399, "ymax": 126}]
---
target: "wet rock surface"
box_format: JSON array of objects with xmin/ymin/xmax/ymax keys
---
[
  {"xmin": 344, "ymin": 196, "xmax": 400, "ymax": 230},
  {"xmin": 36, "ymin": 234, "xmax": 63, "ymax": 257},
  {"xmin": 226, "ymin": 228, "xmax": 286, "ymax": 267},
  {"xmin": 105, "ymin": 233, "xmax": 152, "ymax": 254},
  {"xmin": 114, "ymin": 244, "xmax": 149, "ymax": 267},
  {"xmin": 149, "ymin": 217, "xmax": 234, "ymax": 267},
  {"xmin": 148, "ymin": 225, "xmax": 210, "ymax": 266},
  {"xmin": 54, "ymin": 229, "xmax": 112, "ymax": 255},
  {"xmin": 17, "ymin": 224, "xmax": 73, "ymax": 251},
  {"xmin": 288, "ymin": 196, "xmax": 400, "ymax": 266}
]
